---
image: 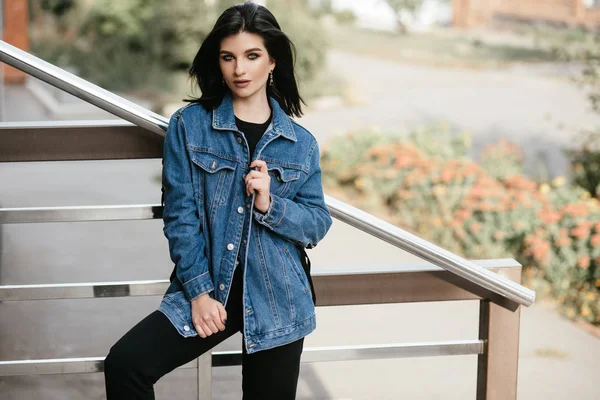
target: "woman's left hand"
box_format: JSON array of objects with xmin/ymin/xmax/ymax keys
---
[{"xmin": 245, "ymin": 160, "xmax": 271, "ymax": 213}]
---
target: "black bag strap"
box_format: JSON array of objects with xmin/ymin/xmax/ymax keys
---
[{"xmin": 296, "ymin": 244, "xmax": 316, "ymax": 305}]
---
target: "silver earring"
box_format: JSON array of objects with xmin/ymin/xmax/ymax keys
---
[{"xmin": 269, "ymin": 71, "xmax": 274, "ymax": 87}]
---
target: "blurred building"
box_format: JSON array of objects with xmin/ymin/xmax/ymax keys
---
[
  {"xmin": 453, "ymin": 0, "xmax": 600, "ymax": 28},
  {"xmin": 2, "ymin": 0, "xmax": 29, "ymax": 84}
]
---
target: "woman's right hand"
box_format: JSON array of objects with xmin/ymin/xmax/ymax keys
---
[{"xmin": 191, "ymin": 293, "xmax": 227, "ymax": 338}]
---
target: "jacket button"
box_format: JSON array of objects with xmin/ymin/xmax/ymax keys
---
[
  {"xmin": 219, "ymin": 284, "xmax": 225, "ymax": 291},
  {"xmin": 237, "ymin": 137, "xmax": 243, "ymax": 144},
  {"xmin": 183, "ymin": 325, "xmax": 190, "ymax": 332},
  {"xmin": 237, "ymin": 206, "xmax": 244, "ymax": 214},
  {"xmin": 227, "ymin": 244, "xmax": 234, "ymax": 251}
]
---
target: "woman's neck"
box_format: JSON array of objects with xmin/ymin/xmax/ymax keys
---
[{"xmin": 232, "ymin": 92, "xmax": 271, "ymax": 124}]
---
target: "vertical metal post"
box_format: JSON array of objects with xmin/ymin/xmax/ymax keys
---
[
  {"xmin": 197, "ymin": 352, "xmax": 212, "ymax": 400},
  {"xmin": 476, "ymin": 267, "xmax": 522, "ymax": 400},
  {"xmin": 0, "ymin": 0, "xmax": 5, "ymax": 121}
]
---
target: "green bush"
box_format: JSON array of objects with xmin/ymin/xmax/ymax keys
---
[
  {"xmin": 479, "ymin": 139, "xmax": 524, "ymax": 180},
  {"xmin": 322, "ymin": 130, "xmax": 600, "ymax": 325},
  {"xmin": 566, "ymin": 129, "xmax": 600, "ymax": 199}
]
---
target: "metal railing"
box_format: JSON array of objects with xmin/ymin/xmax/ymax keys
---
[
  {"xmin": 0, "ymin": 39, "xmax": 535, "ymax": 308},
  {"xmin": 0, "ymin": 39, "xmax": 533, "ymax": 399}
]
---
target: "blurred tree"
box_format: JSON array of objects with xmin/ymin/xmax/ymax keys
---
[
  {"xmin": 384, "ymin": 0, "xmax": 449, "ymax": 34},
  {"xmin": 40, "ymin": 0, "xmax": 75, "ymax": 17},
  {"xmin": 32, "ymin": 0, "xmax": 328, "ymax": 104},
  {"xmin": 555, "ymin": 30, "xmax": 600, "ymax": 198},
  {"xmin": 265, "ymin": 0, "xmax": 327, "ymax": 92},
  {"xmin": 384, "ymin": 0, "xmax": 424, "ymax": 33}
]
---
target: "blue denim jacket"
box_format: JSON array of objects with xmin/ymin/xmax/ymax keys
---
[{"xmin": 158, "ymin": 94, "xmax": 332, "ymax": 354}]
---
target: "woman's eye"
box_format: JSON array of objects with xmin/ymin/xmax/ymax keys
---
[
  {"xmin": 222, "ymin": 55, "xmax": 233, "ymax": 61},
  {"xmin": 248, "ymin": 53, "xmax": 259, "ymax": 60}
]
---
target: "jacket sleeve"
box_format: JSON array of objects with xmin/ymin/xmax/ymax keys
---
[
  {"xmin": 162, "ymin": 112, "xmax": 213, "ymax": 301},
  {"xmin": 253, "ymin": 139, "xmax": 332, "ymax": 248}
]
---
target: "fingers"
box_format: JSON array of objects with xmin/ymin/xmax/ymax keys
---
[
  {"xmin": 194, "ymin": 321, "xmax": 209, "ymax": 338},
  {"xmin": 245, "ymin": 169, "xmax": 270, "ymax": 197},
  {"xmin": 194, "ymin": 305, "xmax": 227, "ymax": 338},
  {"xmin": 218, "ymin": 303, "xmax": 228, "ymax": 325},
  {"xmin": 249, "ymin": 159, "xmax": 267, "ymax": 172}
]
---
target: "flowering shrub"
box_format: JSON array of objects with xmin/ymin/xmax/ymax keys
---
[{"xmin": 322, "ymin": 131, "xmax": 600, "ymax": 325}]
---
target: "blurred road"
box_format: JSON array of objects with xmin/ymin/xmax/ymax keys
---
[{"xmin": 297, "ymin": 51, "xmax": 600, "ymax": 179}]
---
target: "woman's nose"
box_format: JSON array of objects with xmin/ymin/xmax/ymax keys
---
[{"xmin": 235, "ymin": 61, "xmax": 245, "ymax": 76}]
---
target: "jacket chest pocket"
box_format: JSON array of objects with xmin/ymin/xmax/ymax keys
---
[
  {"xmin": 191, "ymin": 152, "xmax": 237, "ymax": 208},
  {"xmin": 268, "ymin": 165, "xmax": 302, "ymax": 198}
]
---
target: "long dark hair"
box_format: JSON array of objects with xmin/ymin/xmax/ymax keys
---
[{"xmin": 187, "ymin": 2, "xmax": 304, "ymax": 118}]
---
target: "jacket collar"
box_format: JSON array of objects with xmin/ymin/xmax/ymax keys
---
[{"xmin": 212, "ymin": 93, "xmax": 297, "ymax": 142}]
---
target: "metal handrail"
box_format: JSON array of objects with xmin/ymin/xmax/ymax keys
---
[
  {"xmin": 0, "ymin": 40, "xmax": 535, "ymax": 307},
  {"xmin": 0, "ymin": 41, "xmax": 167, "ymax": 135}
]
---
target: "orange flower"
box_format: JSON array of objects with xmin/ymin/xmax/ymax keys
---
[
  {"xmin": 539, "ymin": 210, "xmax": 561, "ymax": 223},
  {"xmin": 591, "ymin": 234, "xmax": 600, "ymax": 247},
  {"xmin": 563, "ymin": 204, "xmax": 589, "ymax": 218},
  {"xmin": 514, "ymin": 221, "xmax": 524, "ymax": 230},
  {"xmin": 470, "ymin": 222, "xmax": 482, "ymax": 233},
  {"xmin": 555, "ymin": 237, "xmax": 572, "ymax": 247},
  {"xmin": 530, "ymin": 240, "xmax": 551, "ymax": 262},
  {"xmin": 456, "ymin": 209, "xmax": 472, "ymax": 220},
  {"xmin": 493, "ymin": 231, "xmax": 505, "ymax": 241},
  {"xmin": 577, "ymin": 256, "xmax": 591, "ymax": 270},
  {"xmin": 559, "ymin": 228, "xmax": 568, "ymax": 236},
  {"xmin": 571, "ymin": 225, "xmax": 590, "ymax": 239},
  {"xmin": 440, "ymin": 169, "xmax": 454, "ymax": 183}
]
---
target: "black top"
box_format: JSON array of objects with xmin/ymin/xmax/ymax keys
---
[{"xmin": 235, "ymin": 113, "xmax": 273, "ymax": 160}]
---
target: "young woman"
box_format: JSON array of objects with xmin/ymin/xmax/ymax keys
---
[{"xmin": 104, "ymin": 2, "xmax": 332, "ymax": 399}]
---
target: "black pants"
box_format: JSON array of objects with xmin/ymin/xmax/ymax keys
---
[{"xmin": 104, "ymin": 268, "xmax": 304, "ymax": 399}]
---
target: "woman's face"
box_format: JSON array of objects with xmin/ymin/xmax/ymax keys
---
[{"xmin": 219, "ymin": 32, "xmax": 275, "ymax": 101}]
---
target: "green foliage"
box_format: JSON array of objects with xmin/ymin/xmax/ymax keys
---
[
  {"xmin": 383, "ymin": 0, "xmax": 449, "ymax": 33},
  {"xmin": 566, "ymin": 129, "xmax": 600, "ymax": 198},
  {"xmin": 331, "ymin": 10, "xmax": 357, "ymax": 25},
  {"xmin": 384, "ymin": 0, "xmax": 424, "ymax": 32},
  {"xmin": 563, "ymin": 32, "xmax": 600, "ymax": 114},
  {"xmin": 479, "ymin": 139, "xmax": 524, "ymax": 180},
  {"xmin": 40, "ymin": 0, "xmax": 75, "ymax": 17},
  {"xmin": 31, "ymin": 0, "xmax": 329, "ymax": 102},
  {"xmin": 406, "ymin": 122, "xmax": 472, "ymax": 160},
  {"xmin": 265, "ymin": 0, "xmax": 328, "ymax": 93}
]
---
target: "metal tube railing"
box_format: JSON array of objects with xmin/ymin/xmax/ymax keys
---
[
  {"xmin": 0, "ymin": 41, "xmax": 167, "ymax": 135},
  {"xmin": 0, "ymin": 40, "xmax": 535, "ymax": 307},
  {"xmin": 0, "ymin": 340, "xmax": 484, "ymax": 376}
]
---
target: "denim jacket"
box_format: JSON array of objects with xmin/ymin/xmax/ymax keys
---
[{"xmin": 158, "ymin": 94, "xmax": 332, "ymax": 354}]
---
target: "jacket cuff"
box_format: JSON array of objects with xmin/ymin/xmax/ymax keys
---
[
  {"xmin": 253, "ymin": 194, "xmax": 286, "ymax": 229},
  {"xmin": 182, "ymin": 271, "xmax": 214, "ymax": 302}
]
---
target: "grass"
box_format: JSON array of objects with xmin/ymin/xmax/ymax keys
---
[{"xmin": 327, "ymin": 25, "xmax": 561, "ymax": 69}]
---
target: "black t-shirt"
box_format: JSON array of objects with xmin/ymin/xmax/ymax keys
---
[{"xmin": 235, "ymin": 113, "xmax": 273, "ymax": 159}]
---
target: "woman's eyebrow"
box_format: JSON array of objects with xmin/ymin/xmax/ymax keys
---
[{"xmin": 219, "ymin": 48, "xmax": 264, "ymax": 54}]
